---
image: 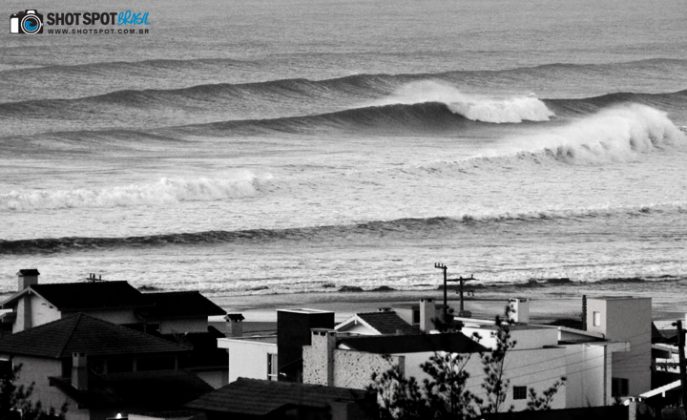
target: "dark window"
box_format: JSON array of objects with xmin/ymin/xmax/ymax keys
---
[
  {"xmin": 513, "ymin": 386, "xmax": 527, "ymax": 400},
  {"xmin": 412, "ymin": 309, "xmax": 420, "ymax": 324},
  {"xmin": 612, "ymin": 377, "xmax": 629, "ymax": 397}
]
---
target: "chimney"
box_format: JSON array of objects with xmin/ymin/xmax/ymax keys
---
[
  {"xmin": 310, "ymin": 328, "xmax": 336, "ymax": 386},
  {"xmin": 17, "ymin": 269, "xmax": 39, "ymax": 291},
  {"xmin": 71, "ymin": 352, "xmax": 88, "ymax": 390},
  {"xmin": 225, "ymin": 313, "xmax": 245, "ymax": 337},
  {"xmin": 419, "ymin": 298, "xmax": 436, "ymax": 332},
  {"xmin": 508, "ymin": 298, "xmax": 530, "ymax": 324}
]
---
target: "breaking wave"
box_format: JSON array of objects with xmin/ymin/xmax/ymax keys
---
[
  {"xmin": 1, "ymin": 203, "xmax": 683, "ymax": 254},
  {"xmin": 483, "ymin": 103, "xmax": 686, "ymax": 164},
  {"xmin": 372, "ymin": 80, "xmax": 555, "ymax": 123},
  {"xmin": 0, "ymin": 172, "xmax": 271, "ymax": 211}
]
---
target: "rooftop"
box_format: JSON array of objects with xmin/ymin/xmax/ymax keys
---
[
  {"xmin": 2, "ymin": 281, "xmax": 149, "ymax": 311},
  {"xmin": 186, "ymin": 377, "xmax": 367, "ymax": 416},
  {"xmin": 17, "ymin": 269, "xmax": 40, "ymax": 276},
  {"xmin": 141, "ymin": 291, "xmax": 226, "ymax": 318},
  {"xmin": 337, "ymin": 332, "xmax": 486, "ymax": 354},
  {"xmin": 0, "ymin": 313, "xmax": 189, "ymax": 358},
  {"xmin": 340, "ymin": 311, "xmax": 419, "ymax": 335}
]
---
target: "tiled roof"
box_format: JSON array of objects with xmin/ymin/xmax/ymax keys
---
[
  {"xmin": 50, "ymin": 369, "xmax": 212, "ymax": 410},
  {"xmin": 2, "ymin": 281, "xmax": 149, "ymax": 311},
  {"xmin": 0, "ymin": 313, "xmax": 189, "ymax": 358},
  {"xmin": 337, "ymin": 332, "xmax": 486, "ymax": 354},
  {"xmin": 186, "ymin": 378, "xmax": 367, "ymax": 416},
  {"xmin": 356, "ymin": 311, "xmax": 419, "ymax": 335},
  {"xmin": 141, "ymin": 291, "xmax": 226, "ymax": 318}
]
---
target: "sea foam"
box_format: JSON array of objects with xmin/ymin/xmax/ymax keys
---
[{"xmin": 0, "ymin": 171, "xmax": 271, "ymax": 211}]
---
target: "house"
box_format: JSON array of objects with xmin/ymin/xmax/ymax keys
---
[
  {"xmin": 583, "ymin": 297, "xmax": 652, "ymax": 397},
  {"xmin": 2, "ymin": 270, "xmax": 226, "ymax": 336},
  {"xmin": 217, "ymin": 308, "xmax": 334, "ymax": 383},
  {"xmin": 3, "ymin": 271, "xmax": 149, "ymax": 333},
  {"xmin": 0, "ymin": 313, "xmax": 212, "ymax": 420},
  {"xmin": 334, "ymin": 309, "xmax": 420, "ymax": 335},
  {"xmin": 186, "ymin": 377, "xmax": 371, "ymax": 420},
  {"xmin": 1, "ymin": 269, "xmax": 229, "ymax": 388}
]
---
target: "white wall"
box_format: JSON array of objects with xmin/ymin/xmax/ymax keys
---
[
  {"xmin": 13, "ymin": 295, "xmax": 61, "ymax": 333},
  {"xmin": 587, "ymin": 297, "xmax": 652, "ymax": 396},
  {"xmin": 218, "ymin": 337, "xmax": 277, "ymax": 382},
  {"xmin": 563, "ymin": 343, "xmax": 609, "ymax": 407},
  {"xmin": 461, "ymin": 326, "xmax": 558, "ymax": 350}
]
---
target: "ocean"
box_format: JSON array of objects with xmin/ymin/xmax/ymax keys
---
[{"xmin": 1, "ymin": 0, "xmax": 686, "ymax": 303}]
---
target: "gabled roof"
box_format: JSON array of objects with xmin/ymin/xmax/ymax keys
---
[
  {"xmin": 186, "ymin": 377, "xmax": 367, "ymax": 416},
  {"xmin": 337, "ymin": 311, "xmax": 419, "ymax": 335},
  {"xmin": 141, "ymin": 291, "xmax": 226, "ymax": 318},
  {"xmin": 0, "ymin": 313, "xmax": 189, "ymax": 358},
  {"xmin": 2, "ymin": 281, "xmax": 149, "ymax": 311},
  {"xmin": 50, "ymin": 369, "xmax": 212, "ymax": 410},
  {"xmin": 337, "ymin": 332, "xmax": 486, "ymax": 354}
]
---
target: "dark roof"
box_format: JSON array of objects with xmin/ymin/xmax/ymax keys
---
[
  {"xmin": 356, "ymin": 311, "xmax": 419, "ymax": 335},
  {"xmin": 337, "ymin": 332, "xmax": 486, "ymax": 354},
  {"xmin": 141, "ymin": 291, "xmax": 226, "ymax": 318},
  {"xmin": 0, "ymin": 313, "xmax": 189, "ymax": 358},
  {"xmin": 163, "ymin": 328, "xmax": 228, "ymax": 368},
  {"xmin": 2, "ymin": 281, "xmax": 149, "ymax": 311},
  {"xmin": 17, "ymin": 269, "xmax": 40, "ymax": 276},
  {"xmin": 50, "ymin": 369, "xmax": 212, "ymax": 410},
  {"xmin": 186, "ymin": 378, "xmax": 367, "ymax": 416},
  {"xmin": 226, "ymin": 313, "xmax": 245, "ymax": 322}
]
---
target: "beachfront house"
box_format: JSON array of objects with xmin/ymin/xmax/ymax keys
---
[
  {"xmin": 301, "ymin": 297, "xmax": 649, "ymax": 411},
  {"xmin": 0, "ymin": 313, "xmax": 211, "ymax": 420},
  {"xmin": 0, "ymin": 269, "xmax": 230, "ymax": 388}
]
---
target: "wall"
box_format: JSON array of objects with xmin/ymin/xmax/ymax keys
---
[
  {"xmin": 13, "ymin": 295, "xmax": 61, "ymax": 333},
  {"xmin": 9, "ymin": 355, "xmax": 90, "ymax": 420},
  {"xmin": 586, "ymin": 297, "xmax": 652, "ymax": 396},
  {"xmin": 77, "ymin": 308, "xmax": 139, "ymax": 325},
  {"xmin": 194, "ymin": 368, "xmax": 228, "ymax": 389},
  {"xmin": 218, "ymin": 338, "xmax": 276, "ymax": 382},
  {"xmin": 563, "ymin": 343, "xmax": 608, "ymax": 407},
  {"xmin": 461, "ymin": 326, "xmax": 558, "ymax": 350}
]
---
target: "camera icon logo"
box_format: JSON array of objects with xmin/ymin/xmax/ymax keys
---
[{"xmin": 9, "ymin": 10, "xmax": 43, "ymax": 34}]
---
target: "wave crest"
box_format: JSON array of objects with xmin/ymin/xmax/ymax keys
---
[
  {"xmin": 0, "ymin": 171, "xmax": 271, "ymax": 211},
  {"xmin": 373, "ymin": 80, "xmax": 555, "ymax": 123}
]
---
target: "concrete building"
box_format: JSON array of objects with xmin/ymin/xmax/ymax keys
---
[{"xmin": 585, "ymin": 296, "xmax": 652, "ymax": 397}]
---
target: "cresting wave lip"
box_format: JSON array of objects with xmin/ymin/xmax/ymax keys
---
[{"xmin": 1, "ymin": 203, "xmax": 683, "ymax": 254}]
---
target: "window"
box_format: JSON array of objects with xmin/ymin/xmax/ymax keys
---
[
  {"xmin": 267, "ymin": 353, "xmax": 278, "ymax": 381},
  {"xmin": 593, "ymin": 311, "xmax": 601, "ymax": 327},
  {"xmin": 612, "ymin": 378, "xmax": 629, "ymax": 397},
  {"xmin": 513, "ymin": 386, "xmax": 527, "ymax": 400}
]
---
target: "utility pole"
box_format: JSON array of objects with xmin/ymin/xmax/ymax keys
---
[
  {"xmin": 450, "ymin": 275, "xmax": 475, "ymax": 315},
  {"xmin": 434, "ymin": 263, "xmax": 448, "ymax": 322},
  {"xmin": 673, "ymin": 320, "xmax": 687, "ymax": 413}
]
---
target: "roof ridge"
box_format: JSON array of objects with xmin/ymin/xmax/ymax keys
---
[{"xmin": 55, "ymin": 313, "xmax": 84, "ymax": 358}]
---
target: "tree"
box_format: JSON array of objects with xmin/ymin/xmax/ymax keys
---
[
  {"xmin": 367, "ymin": 305, "xmax": 565, "ymax": 420},
  {"xmin": 0, "ymin": 363, "xmax": 67, "ymax": 420}
]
